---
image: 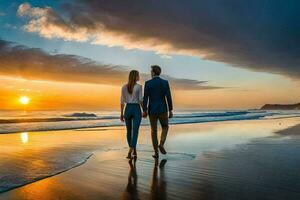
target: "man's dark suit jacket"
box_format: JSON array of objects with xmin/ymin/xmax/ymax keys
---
[{"xmin": 143, "ymin": 76, "xmax": 173, "ymax": 115}]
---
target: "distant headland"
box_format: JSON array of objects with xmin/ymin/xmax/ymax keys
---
[{"xmin": 261, "ymin": 103, "xmax": 300, "ymax": 110}]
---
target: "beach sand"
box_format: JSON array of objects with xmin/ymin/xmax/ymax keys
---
[{"xmin": 1, "ymin": 118, "xmax": 300, "ymax": 200}]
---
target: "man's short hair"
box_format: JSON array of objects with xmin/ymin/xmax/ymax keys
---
[{"xmin": 151, "ymin": 65, "xmax": 161, "ymax": 76}]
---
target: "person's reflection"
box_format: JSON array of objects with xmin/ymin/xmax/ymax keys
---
[
  {"xmin": 122, "ymin": 158, "xmax": 139, "ymax": 200},
  {"xmin": 150, "ymin": 159, "xmax": 167, "ymax": 200}
]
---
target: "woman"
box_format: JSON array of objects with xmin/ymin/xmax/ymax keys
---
[{"xmin": 120, "ymin": 70, "xmax": 143, "ymax": 159}]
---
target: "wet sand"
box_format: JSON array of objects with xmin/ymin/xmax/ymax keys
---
[{"xmin": 1, "ymin": 118, "xmax": 300, "ymax": 200}]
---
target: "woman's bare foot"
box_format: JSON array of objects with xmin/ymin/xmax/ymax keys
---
[{"xmin": 126, "ymin": 148, "xmax": 133, "ymax": 159}]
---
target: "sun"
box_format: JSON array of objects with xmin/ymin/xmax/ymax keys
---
[{"xmin": 19, "ymin": 96, "xmax": 30, "ymax": 105}]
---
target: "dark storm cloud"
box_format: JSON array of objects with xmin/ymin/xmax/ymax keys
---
[
  {"xmin": 18, "ymin": 1, "xmax": 300, "ymax": 78},
  {"xmin": 0, "ymin": 40, "xmax": 220, "ymax": 90}
]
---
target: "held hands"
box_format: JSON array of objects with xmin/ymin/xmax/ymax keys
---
[
  {"xmin": 169, "ymin": 111, "xmax": 173, "ymax": 118},
  {"xmin": 142, "ymin": 111, "xmax": 148, "ymax": 118}
]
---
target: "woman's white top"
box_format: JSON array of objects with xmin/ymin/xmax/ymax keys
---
[{"xmin": 121, "ymin": 83, "xmax": 143, "ymax": 104}]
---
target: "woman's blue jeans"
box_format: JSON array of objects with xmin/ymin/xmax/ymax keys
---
[{"xmin": 124, "ymin": 104, "xmax": 142, "ymax": 148}]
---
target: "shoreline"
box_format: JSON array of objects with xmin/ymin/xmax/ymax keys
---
[
  {"xmin": 0, "ymin": 154, "xmax": 94, "ymax": 194},
  {"xmin": 276, "ymin": 123, "xmax": 300, "ymax": 135},
  {"xmin": 1, "ymin": 115, "xmax": 300, "ymax": 135}
]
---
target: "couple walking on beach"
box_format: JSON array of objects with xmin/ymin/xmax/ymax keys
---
[{"xmin": 120, "ymin": 65, "xmax": 173, "ymax": 159}]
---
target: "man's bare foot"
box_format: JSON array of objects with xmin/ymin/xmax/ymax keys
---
[
  {"xmin": 152, "ymin": 152, "xmax": 159, "ymax": 159},
  {"xmin": 159, "ymin": 145, "xmax": 167, "ymax": 154}
]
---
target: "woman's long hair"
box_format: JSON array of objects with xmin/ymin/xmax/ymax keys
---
[{"xmin": 127, "ymin": 70, "xmax": 139, "ymax": 94}]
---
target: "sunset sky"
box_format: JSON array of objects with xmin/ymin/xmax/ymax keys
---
[{"xmin": 0, "ymin": 0, "xmax": 300, "ymax": 110}]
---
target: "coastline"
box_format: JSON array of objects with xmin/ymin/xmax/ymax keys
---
[
  {"xmin": 276, "ymin": 123, "xmax": 300, "ymax": 135},
  {"xmin": 0, "ymin": 154, "xmax": 93, "ymax": 194},
  {"xmin": 0, "ymin": 117, "xmax": 300, "ymax": 199},
  {"xmin": 1, "ymin": 113, "xmax": 300, "ymax": 135}
]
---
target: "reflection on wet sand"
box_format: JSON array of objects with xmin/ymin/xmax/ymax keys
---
[
  {"xmin": 20, "ymin": 132, "xmax": 29, "ymax": 144},
  {"xmin": 150, "ymin": 159, "xmax": 167, "ymax": 200},
  {"xmin": 122, "ymin": 158, "xmax": 139, "ymax": 200},
  {"xmin": 123, "ymin": 158, "xmax": 168, "ymax": 200}
]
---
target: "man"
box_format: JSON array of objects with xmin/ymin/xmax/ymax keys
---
[{"xmin": 143, "ymin": 65, "xmax": 173, "ymax": 159}]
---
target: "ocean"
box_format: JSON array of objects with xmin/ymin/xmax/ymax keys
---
[{"xmin": 0, "ymin": 110, "xmax": 300, "ymax": 134}]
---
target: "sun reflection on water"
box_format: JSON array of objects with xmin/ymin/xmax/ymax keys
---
[{"xmin": 21, "ymin": 132, "xmax": 29, "ymax": 144}]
